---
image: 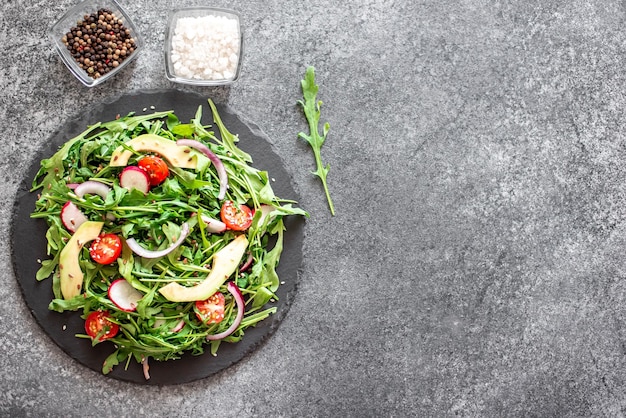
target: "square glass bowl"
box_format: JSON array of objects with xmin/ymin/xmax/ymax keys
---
[
  {"xmin": 49, "ymin": 0, "xmax": 143, "ymax": 87},
  {"xmin": 165, "ymin": 7, "xmax": 243, "ymax": 86}
]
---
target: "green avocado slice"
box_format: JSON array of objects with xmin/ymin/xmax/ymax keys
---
[
  {"xmin": 159, "ymin": 235, "xmax": 248, "ymax": 302},
  {"xmin": 109, "ymin": 134, "xmax": 202, "ymax": 168},
  {"xmin": 59, "ymin": 221, "xmax": 103, "ymax": 300}
]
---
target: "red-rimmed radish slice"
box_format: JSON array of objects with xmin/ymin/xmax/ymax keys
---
[
  {"xmin": 119, "ymin": 166, "xmax": 150, "ymax": 194},
  {"xmin": 153, "ymin": 318, "xmax": 186, "ymax": 333},
  {"xmin": 206, "ymin": 282, "xmax": 245, "ymax": 341},
  {"xmin": 61, "ymin": 201, "xmax": 88, "ymax": 232},
  {"xmin": 108, "ymin": 278, "xmax": 143, "ymax": 312},
  {"xmin": 177, "ymin": 139, "xmax": 228, "ymax": 200},
  {"xmin": 126, "ymin": 222, "xmax": 190, "ymax": 259},
  {"xmin": 200, "ymin": 214, "xmax": 227, "ymax": 233},
  {"xmin": 74, "ymin": 180, "xmax": 112, "ymax": 199}
]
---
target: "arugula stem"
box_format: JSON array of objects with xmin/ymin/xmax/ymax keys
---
[
  {"xmin": 297, "ymin": 66, "xmax": 335, "ymax": 216},
  {"xmin": 312, "ymin": 146, "xmax": 334, "ymax": 216}
]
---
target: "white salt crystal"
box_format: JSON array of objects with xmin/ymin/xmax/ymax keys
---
[{"xmin": 170, "ymin": 14, "xmax": 240, "ymax": 81}]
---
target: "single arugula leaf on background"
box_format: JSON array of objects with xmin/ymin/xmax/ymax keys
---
[{"xmin": 297, "ymin": 66, "xmax": 335, "ymax": 216}]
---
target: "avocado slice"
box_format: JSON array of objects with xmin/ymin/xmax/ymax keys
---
[
  {"xmin": 59, "ymin": 221, "xmax": 103, "ymax": 300},
  {"xmin": 110, "ymin": 134, "xmax": 201, "ymax": 168},
  {"xmin": 159, "ymin": 235, "xmax": 248, "ymax": 302}
]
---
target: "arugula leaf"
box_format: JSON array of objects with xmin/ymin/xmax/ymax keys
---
[
  {"xmin": 297, "ymin": 66, "xmax": 335, "ymax": 216},
  {"xmin": 171, "ymin": 124, "xmax": 195, "ymax": 137},
  {"xmin": 48, "ymin": 296, "xmax": 85, "ymax": 312},
  {"xmin": 207, "ymin": 100, "xmax": 252, "ymax": 163},
  {"xmin": 100, "ymin": 110, "xmax": 173, "ymax": 133},
  {"xmin": 102, "ymin": 349, "xmax": 121, "ymax": 374},
  {"xmin": 33, "ymin": 123, "xmax": 102, "ymax": 191}
]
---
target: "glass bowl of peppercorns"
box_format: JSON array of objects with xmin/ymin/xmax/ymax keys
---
[{"xmin": 49, "ymin": 0, "xmax": 143, "ymax": 87}]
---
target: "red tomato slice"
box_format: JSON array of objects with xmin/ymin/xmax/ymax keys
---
[
  {"xmin": 195, "ymin": 292, "xmax": 226, "ymax": 325},
  {"xmin": 85, "ymin": 311, "xmax": 119, "ymax": 341},
  {"xmin": 89, "ymin": 233, "xmax": 122, "ymax": 265},
  {"xmin": 137, "ymin": 155, "xmax": 170, "ymax": 186},
  {"xmin": 220, "ymin": 201, "xmax": 253, "ymax": 231}
]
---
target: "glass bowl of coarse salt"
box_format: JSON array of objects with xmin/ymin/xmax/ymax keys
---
[{"xmin": 165, "ymin": 7, "xmax": 243, "ymax": 86}]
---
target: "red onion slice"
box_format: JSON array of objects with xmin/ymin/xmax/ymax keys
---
[
  {"xmin": 206, "ymin": 282, "xmax": 245, "ymax": 341},
  {"xmin": 141, "ymin": 356, "xmax": 150, "ymax": 380},
  {"xmin": 74, "ymin": 180, "xmax": 112, "ymax": 199},
  {"xmin": 256, "ymin": 204, "xmax": 276, "ymax": 225},
  {"xmin": 126, "ymin": 222, "xmax": 190, "ymax": 259},
  {"xmin": 171, "ymin": 319, "xmax": 185, "ymax": 333},
  {"xmin": 177, "ymin": 139, "xmax": 228, "ymax": 200},
  {"xmin": 239, "ymin": 252, "xmax": 253, "ymax": 272},
  {"xmin": 199, "ymin": 214, "xmax": 227, "ymax": 233}
]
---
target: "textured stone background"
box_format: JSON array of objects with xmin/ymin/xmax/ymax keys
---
[{"xmin": 3, "ymin": 0, "xmax": 626, "ymax": 416}]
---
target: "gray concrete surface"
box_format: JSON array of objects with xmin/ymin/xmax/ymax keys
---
[{"xmin": 3, "ymin": 0, "xmax": 626, "ymax": 416}]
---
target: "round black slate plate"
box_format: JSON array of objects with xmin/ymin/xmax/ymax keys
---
[{"xmin": 11, "ymin": 90, "xmax": 304, "ymax": 385}]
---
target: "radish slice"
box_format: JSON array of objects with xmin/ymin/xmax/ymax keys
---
[
  {"xmin": 177, "ymin": 139, "xmax": 228, "ymax": 200},
  {"xmin": 154, "ymin": 318, "xmax": 185, "ymax": 332},
  {"xmin": 126, "ymin": 222, "xmax": 190, "ymax": 259},
  {"xmin": 206, "ymin": 282, "xmax": 245, "ymax": 341},
  {"xmin": 119, "ymin": 166, "xmax": 150, "ymax": 194},
  {"xmin": 75, "ymin": 181, "xmax": 112, "ymax": 199},
  {"xmin": 199, "ymin": 214, "xmax": 227, "ymax": 233},
  {"xmin": 60, "ymin": 201, "xmax": 88, "ymax": 232},
  {"xmin": 108, "ymin": 278, "xmax": 143, "ymax": 312}
]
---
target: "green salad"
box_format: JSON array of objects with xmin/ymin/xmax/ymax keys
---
[{"xmin": 31, "ymin": 99, "xmax": 306, "ymax": 378}]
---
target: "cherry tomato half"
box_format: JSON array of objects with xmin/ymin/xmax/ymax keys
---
[
  {"xmin": 137, "ymin": 155, "xmax": 170, "ymax": 186},
  {"xmin": 195, "ymin": 292, "xmax": 226, "ymax": 325},
  {"xmin": 85, "ymin": 310, "xmax": 119, "ymax": 341},
  {"xmin": 220, "ymin": 201, "xmax": 253, "ymax": 231},
  {"xmin": 89, "ymin": 233, "xmax": 122, "ymax": 265}
]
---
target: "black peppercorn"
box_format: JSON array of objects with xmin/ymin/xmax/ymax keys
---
[{"xmin": 62, "ymin": 8, "xmax": 137, "ymax": 80}]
